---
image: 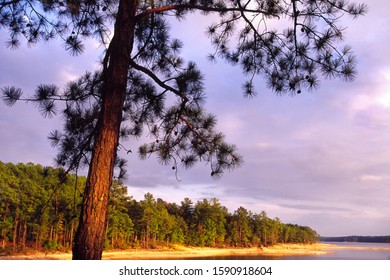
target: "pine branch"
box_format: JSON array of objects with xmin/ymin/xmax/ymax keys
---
[
  {"xmin": 0, "ymin": 0, "xmax": 19, "ymax": 7},
  {"xmin": 1, "ymin": 86, "xmax": 22, "ymax": 106},
  {"xmin": 136, "ymin": 3, "xmax": 280, "ymax": 20},
  {"xmin": 129, "ymin": 59, "xmax": 188, "ymax": 102}
]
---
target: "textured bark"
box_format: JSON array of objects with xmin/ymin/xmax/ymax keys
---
[{"xmin": 72, "ymin": 0, "xmax": 138, "ymax": 260}]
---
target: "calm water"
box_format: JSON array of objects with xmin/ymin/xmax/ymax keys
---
[
  {"xmin": 281, "ymin": 242, "xmax": 390, "ymax": 260},
  {"xmin": 191, "ymin": 242, "xmax": 390, "ymax": 260}
]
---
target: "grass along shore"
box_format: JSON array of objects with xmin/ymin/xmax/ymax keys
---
[{"xmin": 0, "ymin": 243, "xmax": 337, "ymax": 260}]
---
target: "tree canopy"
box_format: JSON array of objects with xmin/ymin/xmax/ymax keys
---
[
  {"xmin": 1, "ymin": 0, "xmax": 367, "ymax": 259},
  {"xmin": 1, "ymin": 1, "xmax": 368, "ymax": 175}
]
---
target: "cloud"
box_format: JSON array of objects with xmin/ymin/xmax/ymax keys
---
[
  {"xmin": 359, "ymin": 175, "xmax": 390, "ymax": 182},
  {"xmin": 256, "ymin": 142, "xmax": 274, "ymax": 151}
]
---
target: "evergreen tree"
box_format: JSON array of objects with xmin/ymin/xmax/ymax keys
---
[
  {"xmin": 189, "ymin": 198, "xmax": 227, "ymax": 246},
  {"xmin": 107, "ymin": 180, "xmax": 134, "ymax": 249},
  {"xmin": 1, "ymin": 1, "xmax": 366, "ymax": 259},
  {"xmin": 229, "ymin": 206, "xmax": 252, "ymax": 246},
  {"xmin": 180, "ymin": 197, "xmax": 194, "ymax": 226},
  {"xmin": 140, "ymin": 193, "xmax": 159, "ymax": 248}
]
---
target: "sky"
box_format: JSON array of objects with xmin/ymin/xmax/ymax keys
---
[{"xmin": 1, "ymin": 1, "xmax": 390, "ymax": 237}]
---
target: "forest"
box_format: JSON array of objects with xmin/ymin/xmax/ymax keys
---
[{"xmin": 0, "ymin": 161, "xmax": 319, "ymax": 253}]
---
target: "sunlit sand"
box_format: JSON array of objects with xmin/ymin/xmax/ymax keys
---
[{"xmin": 0, "ymin": 243, "xmax": 339, "ymax": 260}]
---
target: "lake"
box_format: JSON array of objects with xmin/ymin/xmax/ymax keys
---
[
  {"xmin": 194, "ymin": 242, "xmax": 390, "ymax": 260},
  {"xmin": 292, "ymin": 242, "xmax": 390, "ymax": 260}
]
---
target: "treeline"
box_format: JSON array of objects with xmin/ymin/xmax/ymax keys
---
[
  {"xmin": 0, "ymin": 161, "xmax": 85, "ymax": 252},
  {"xmin": 0, "ymin": 162, "xmax": 319, "ymax": 252},
  {"xmin": 320, "ymin": 236, "xmax": 390, "ymax": 243}
]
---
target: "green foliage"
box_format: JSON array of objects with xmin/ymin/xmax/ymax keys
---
[
  {"xmin": 0, "ymin": 161, "xmax": 85, "ymax": 251},
  {"xmin": 139, "ymin": 193, "xmax": 307, "ymax": 248},
  {"xmin": 106, "ymin": 180, "xmax": 134, "ymax": 249},
  {"xmin": 228, "ymin": 207, "xmax": 252, "ymax": 247},
  {"xmin": 44, "ymin": 240, "xmax": 61, "ymax": 251},
  {"xmin": 0, "ymin": 161, "xmax": 319, "ymax": 251}
]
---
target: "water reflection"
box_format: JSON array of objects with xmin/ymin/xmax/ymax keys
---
[{"xmin": 181, "ymin": 242, "xmax": 390, "ymax": 260}]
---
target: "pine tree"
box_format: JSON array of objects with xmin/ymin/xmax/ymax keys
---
[{"xmin": 1, "ymin": 1, "xmax": 367, "ymax": 259}]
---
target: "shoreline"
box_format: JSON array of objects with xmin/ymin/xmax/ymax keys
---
[
  {"xmin": 1, "ymin": 242, "xmax": 389, "ymax": 260},
  {"xmin": 0, "ymin": 243, "xmax": 336, "ymax": 260}
]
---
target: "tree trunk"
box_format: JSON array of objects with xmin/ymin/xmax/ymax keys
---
[
  {"xmin": 72, "ymin": 0, "xmax": 138, "ymax": 260},
  {"xmin": 13, "ymin": 213, "xmax": 19, "ymax": 252},
  {"xmin": 35, "ymin": 225, "xmax": 40, "ymax": 249},
  {"xmin": 22, "ymin": 220, "xmax": 27, "ymax": 251},
  {"xmin": 1, "ymin": 202, "xmax": 9, "ymax": 249}
]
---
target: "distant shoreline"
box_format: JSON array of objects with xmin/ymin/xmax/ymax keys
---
[{"xmin": 320, "ymin": 236, "xmax": 390, "ymax": 243}]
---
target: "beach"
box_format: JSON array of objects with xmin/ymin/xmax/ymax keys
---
[{"xmin": 0, "ymin": 243, "xmax": 336, "ymax": 260}]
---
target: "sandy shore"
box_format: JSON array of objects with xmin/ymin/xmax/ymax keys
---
[{"xmin": 0, "ymin": 243, "xmax": 337, "ymax": 260}]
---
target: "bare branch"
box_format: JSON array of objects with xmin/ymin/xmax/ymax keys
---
[{"xmin": 129, "ymin": 59, "xmax": 188, "ymax": 102}]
